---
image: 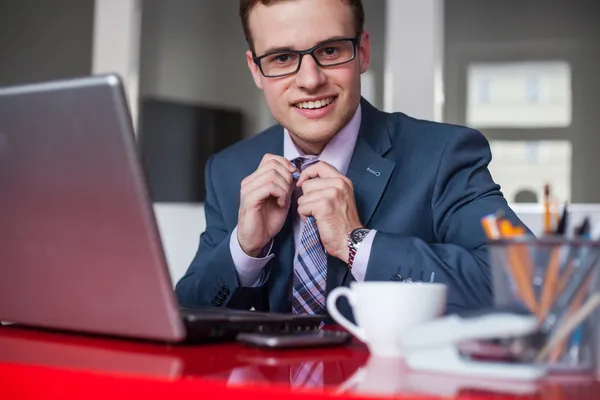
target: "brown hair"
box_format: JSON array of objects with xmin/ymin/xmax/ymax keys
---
[{"xmin": 239, "ymin": 0, "xmax": 364, "ymax": 53}]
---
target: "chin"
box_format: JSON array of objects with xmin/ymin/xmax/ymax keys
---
[{"xmin": 288, "ymin": 124, "xmax": 340, "ymax": 149}]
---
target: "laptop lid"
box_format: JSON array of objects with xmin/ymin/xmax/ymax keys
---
[{"xmin": 0, "ymin": 74, "xmax": 186, "ymax": 342}]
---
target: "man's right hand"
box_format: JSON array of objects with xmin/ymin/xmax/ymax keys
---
[{"xmin": 237, "ymin": 154, "xmax": 297, "ymax": 257}]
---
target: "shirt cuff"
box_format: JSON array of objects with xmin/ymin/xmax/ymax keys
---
[
  {"xmin": 229, "ymin": 225, "xmax": 274, "ymax": 287},
  {"xmin": 350, "ymin": 229, "xmax": 377, "ymax": 282}
]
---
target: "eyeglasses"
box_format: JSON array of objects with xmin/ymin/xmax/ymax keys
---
[{"xmin": 253, "ymin": 36, "xmax": 361, "ymax": 78}]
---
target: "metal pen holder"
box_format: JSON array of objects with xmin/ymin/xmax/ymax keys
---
[{"xmin": 489, "ymin": 237, "xmax": 600, "ymax": 373}]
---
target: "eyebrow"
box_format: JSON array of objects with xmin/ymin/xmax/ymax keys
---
[{"xmin": 259, "ymin": 36, "xmax": 351, "ymax": 56}]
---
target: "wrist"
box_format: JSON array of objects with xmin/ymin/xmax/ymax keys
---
[
  {"xmin": 238, "ymin": 233, "xmax": 266, "ymax": 258},
  {"xmin": 335, "ymin": 223, "xmax": 363, "ymax": 264},
  {"xmin": 346, "ymin": 226, "xmax": 370, "ymax": 269},
  {"xmin": 338, "ymin": 247, "xmax": 350, "ymax": 264},
  {"xmin": 240, "ymin": 244, "xmax": 260, "ymax": 258}
]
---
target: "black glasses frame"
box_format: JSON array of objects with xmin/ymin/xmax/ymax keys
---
[{"xmin": 253, "ymin": 35, "xmax": 361, "ymax": 78}]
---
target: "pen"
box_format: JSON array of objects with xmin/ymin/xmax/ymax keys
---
[{"xmin": 555, "ymin": 202, "xmax": 568, "ymax": 236}]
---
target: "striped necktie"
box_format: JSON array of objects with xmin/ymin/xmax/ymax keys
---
[
  {"xmin": 290, "ymin": 361, "xmax": 324, "ymax": 389},
  {"xmin": 291, "ymin": 156, "xmax": 327, "ymax": 315}
]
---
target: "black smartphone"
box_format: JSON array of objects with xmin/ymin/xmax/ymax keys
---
[{"xmin": 236, "ymin": 330, "xmax": 352, "ymax": 349}]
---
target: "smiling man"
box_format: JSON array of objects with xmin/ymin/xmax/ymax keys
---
[{"xmin": 175, "ymin": 0, "xmax": 526, "ymax": 318}]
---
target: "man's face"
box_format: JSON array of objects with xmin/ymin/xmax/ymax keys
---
[{"xmin": 246, "ymin": 0, "xmax": 370, "ymax": 154}]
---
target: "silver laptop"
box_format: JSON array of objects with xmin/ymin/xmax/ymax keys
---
[{"xmin": 0, "ymin": 74, "xmax": 323, "ymax": 343}]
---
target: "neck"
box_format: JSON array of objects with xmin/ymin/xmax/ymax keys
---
[{"xmin": 290, "ymin": 136, "xmax": 328, "ymax": 156}]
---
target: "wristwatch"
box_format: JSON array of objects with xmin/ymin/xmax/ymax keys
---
[{"xmin": 347, "ymin": 228, "xmax": 371, "ymax": 270}]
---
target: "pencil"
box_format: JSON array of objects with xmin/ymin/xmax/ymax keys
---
[
  {"xmin": 538, "ymin": 248, "xmax": 562, "ymax": 320},
  {"xmin": 498, "ymin": 220, "xmax": 537, "ymax": 312},
  {"xmin": 543, "ymin": 184, "xmax": 551, "ymax": 234},
  {"xmin": 481, "ymin": 214, "xmax": 500, "ymax": 239},
  {"xmin": 547, "ymin": 278, "xmax": 592, "ymax": 362}
]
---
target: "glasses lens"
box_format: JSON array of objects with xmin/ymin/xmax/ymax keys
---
[
  {"xmin": 260, "ymin": 53, "xmax": 301, "ymax": 77},
  {"xmin": 314, "ymin": 40, "xmax": 355, "ymax": 66}
]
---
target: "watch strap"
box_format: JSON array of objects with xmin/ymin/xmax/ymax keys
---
[
  {"xmin": 347, "ymin": 228, "xmax": 369, "ymax": 270},
  {"xmin": 348, "ymin": 245, "xmax": 357, "ymax": 270}
]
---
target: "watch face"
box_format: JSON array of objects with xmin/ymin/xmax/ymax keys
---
[{"xmin": 351, "ymin": 228, "xmax": 371, "ymax": 243}]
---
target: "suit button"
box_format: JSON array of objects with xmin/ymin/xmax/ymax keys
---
[
  {"xmin": 217, "ymin": 292, "xmax": 226, "ymax": 300},
  {"xmin": 213, "ymin": 299, "xmax": 223, "ymax": 307},
  {"xmin": 222, "ymin": 286, "xmax": 230, "ymax": 295}
]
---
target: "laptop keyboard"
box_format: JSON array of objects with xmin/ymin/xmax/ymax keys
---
[
  {"xmin": 178, "ymin": 305, "xmax": 326, "ymax": 342},
  {"xmin": 179, "ymin": 305, "xmax": 325, "ymax": 321},
  {"xmin": 179, "ymin": 305, "xmax": 290, "ymax": 317}
]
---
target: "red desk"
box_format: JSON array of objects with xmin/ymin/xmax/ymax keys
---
[{"xmin": 1, "ymin": 325, "xmax": 598, "ymax": 400}]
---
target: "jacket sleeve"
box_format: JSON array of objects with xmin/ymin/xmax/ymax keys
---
[
  {"xmin": 174, "ymin": 156, "xmax": 268, "ymax": 310},
  {"xmin": 364, "ymin": 128, "xmax": 527, "ymax": 314}
]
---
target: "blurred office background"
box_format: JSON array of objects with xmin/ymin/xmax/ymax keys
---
[{"xmin": 1, "ymin": 0, "xmax": 599, "ymax": 283}]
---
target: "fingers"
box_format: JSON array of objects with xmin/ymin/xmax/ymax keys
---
[
  {"xmin": 296, "ymin": 161, "xmax": 351, "ymax": 188},
  {"xmin": 245, "ymin": 181, "xmax": 290, "ymax": 208},
  {"xmin": 299, "ymin": 177, "xmax": 348, "ymax": 196},
  {"xmin": 243, "ymin": 155, "xmax": 296, "ymax": 187},
  {"xmin": 240, "ymin": 154, "xmax": 297, "ymax": 208},
  {"xmin": 297, "ymin": 193, "xmax": 344, "ymax": 226},
  {"xmin": 243, "ymin": 161, "xmax": 295, "ymax": 188},
  {"xmin": 242, "ymin": 169, "xmax": 293, "ymax": 207},
  {"xmin": 296, "ymin": 200, "xmax": 315, "ymax": 222},
  {"xmin": 296, "ymin": 162, "xmax": 353, "ymax": 213},
  {"xmin": 297, "ymin": 186, "xmax": 343, "ymax": 212},
  {"xmin": 259, "ymin": 153, "xmax": 296, "ymax": 173}
]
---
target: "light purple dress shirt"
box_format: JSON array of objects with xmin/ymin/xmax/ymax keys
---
[{"xmin": 229, "ymin": 104, "xmax": 377, "ymax": 287}]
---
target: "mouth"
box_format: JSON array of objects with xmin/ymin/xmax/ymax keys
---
[{"xmin": 292, "ymin": 96, "xmax": 337, "ymax": 110}]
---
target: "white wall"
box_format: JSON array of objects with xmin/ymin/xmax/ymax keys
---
[
  {"xmin": 92, "ymin": 0, "xmax": 142, "ymax": 128},
  {"xmin": 384, "ymin": 0, "xmax": 444, "ymax": 120},
  {"xmin": 153, "ymin": 204, "xmax": 205, "ymax": 286}
]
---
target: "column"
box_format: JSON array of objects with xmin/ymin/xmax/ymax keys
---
[
  {"xmin": 384, "ymin": 0, "xmax": 444, "ymax": 121},
  {"xmin": 92, "ymin": 0, "xmax": 142, "ymax": 129}
]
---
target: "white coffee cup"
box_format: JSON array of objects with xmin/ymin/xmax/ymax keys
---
[{"xmin": 327, "ymin": 281, "xmax": 447, "ymax": 357}]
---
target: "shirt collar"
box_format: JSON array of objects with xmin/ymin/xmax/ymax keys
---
[{"xmin": 283, "ymin": 103, "xmax": 361, "ymax": 176}]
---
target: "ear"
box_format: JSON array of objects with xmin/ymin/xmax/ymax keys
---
[
  {"xmin": 246, "ymin": 50, "xmax": 264, "ymax": 90},
  {"xmin": 358, "ymin": 31, "xmax": 371, "ymax": 74}
]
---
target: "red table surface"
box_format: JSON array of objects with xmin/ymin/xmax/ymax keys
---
[{"xmin": 0, "ymin": 325, "xmax": 598, "ymax": 400}]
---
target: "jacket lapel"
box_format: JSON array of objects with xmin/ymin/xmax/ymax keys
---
[{"xmin": 326, "ymin": 99, "xmax": 396, "ymax": 294}]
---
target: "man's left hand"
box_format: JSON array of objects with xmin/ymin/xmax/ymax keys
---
[{"xmin": 296, "ymin": 161, "xmax": 363, "ymax": 263}]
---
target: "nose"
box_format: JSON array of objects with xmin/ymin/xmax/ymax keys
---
[{"xmin": 294, "ymin": 54, "xmax": 326, "ymax": 91}]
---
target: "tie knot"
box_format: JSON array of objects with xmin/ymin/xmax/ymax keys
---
[{"xmin": 292, "ymin": 156, "xmax": 319, "ymax": 172}]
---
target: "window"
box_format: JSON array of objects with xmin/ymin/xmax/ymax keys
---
[
  {"xmin": 467, "ymin": 61, "xmax": 572, "ymax": 128},
  {"xmin": 488, "ymin": 140, "xmax": 572, "ymax": 203}
]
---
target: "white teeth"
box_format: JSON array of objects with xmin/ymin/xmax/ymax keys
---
[{"xmin": 295, "ymin": 97, "xmax": 334, "ymax": 109}]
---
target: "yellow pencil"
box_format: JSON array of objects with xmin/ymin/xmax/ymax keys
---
[{"xmin": 543, "ymin": 184, "xmax": 551, "ymax": 234}]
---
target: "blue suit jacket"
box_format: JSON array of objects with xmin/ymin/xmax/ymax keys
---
[{"xmin": 175, "ymin": 99, "xmax": 525, "ymax": 319}]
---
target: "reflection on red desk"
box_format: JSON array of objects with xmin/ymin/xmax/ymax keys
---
[{"xmin": 1, "ymin": 325, "xmax": 598, "ymax": 399}]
